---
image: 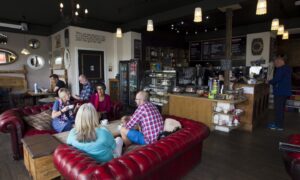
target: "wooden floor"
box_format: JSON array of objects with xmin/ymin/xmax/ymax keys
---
[{"xmin": 0, "ymin": 109, "xmax": 299, "ymax": 180}]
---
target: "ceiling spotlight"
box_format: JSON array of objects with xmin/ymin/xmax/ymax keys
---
[
  {"xmin": 171, "ymin": 24, "xmax": 174, "ymax": 27},
  {"xmin": 277, "ymin": 25, "xmax": 284, "ymax": 35},
  {"xmin": 186, "ymin": 32, "xmax": 188, "ymax": 35},
  {"xmin": 214, "ymin": 27, "xmax": 218, "ymax": 31},
  {"xmin": 85, "ymin": 9, "xmax": 88, "ymax": 14},
  {"xmin": 205, "ymin": 29, "xmax": 208, "ymax": 32},
  {"xmin": 206, "ymin": 16, "xmax": 209, "ymax": 20},
  {"xmin": 75, "ymin": 11, "xmax": 79, "ymax": 16},
  {"xmin": 59, "ymin": 2, "xmax": 64, "ymax": 8},
  {"xmin": 177, "ymin": 30, "xmax": 180, "ymax": 33},
  {"xmin": 76, "ymin": 3, "xmax": 80, "ymax": 9},
  {"xmin": 181, "ymin": 21, "xmax": 184, "ymax": 25},
  {"xmin": 195, "ymin": 31, "xmax": 198, "ymax": 35}
]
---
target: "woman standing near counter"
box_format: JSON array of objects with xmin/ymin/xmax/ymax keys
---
[{"xmin": 267, "ymin": 54, "xmax": 292, "ymax": 131}]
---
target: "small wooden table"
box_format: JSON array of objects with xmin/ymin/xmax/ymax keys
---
[
  {"xmin": 27, "ymin": 91, "xmax": 56, "ymax": 105},
  {"xmin": 22, "ymin": 134, "xmax": 61, "ymax": 180}
]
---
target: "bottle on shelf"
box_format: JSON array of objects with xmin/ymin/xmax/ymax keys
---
[{"xmin": 34, "ymin": 83, "xmax": 38, "ymax": 93}]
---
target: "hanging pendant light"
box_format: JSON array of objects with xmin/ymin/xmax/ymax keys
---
[
  {"xmin": 194, "ymin": 7, "xmax": 202, "ymax": 22},
  {"xmin": 116, "ymin": 28, "xmax": 122, "ymax": 38},
  {"xmin": 271, "ymin": 18, "xmax": 279, "ymax": 31},
  {"xmin": 147, "ymin": 19, "xmax": 154, "ymax": 32},
  {"xmin": 282, "ymin": 31, "xmax": 289, "ymax": 40},
  {"xmin": 277, "ymin": 25, "xmax": 284, "ymax": 35},
  {"xmin": 256, "ymin": 0, "xmax": 267, "ymax": 15}
]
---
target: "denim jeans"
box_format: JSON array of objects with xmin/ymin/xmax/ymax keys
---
[{"xmin": 274, "ymin": 95, "xmax": 288, "ymax": 128}]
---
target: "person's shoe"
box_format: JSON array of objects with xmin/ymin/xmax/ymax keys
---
[
  {"xmin": 276, "ymin": 127, "xmax": 284, "ymax": 131},
  {"xmin": 267, "ymin": 122, "xmax": 277, "ymax": 130}
]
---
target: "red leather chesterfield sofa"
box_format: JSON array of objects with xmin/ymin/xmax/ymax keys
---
[
  {"xmin": 0, "ymin": 104, "xmax": 54, "ymax": 160},
  {"xmin": 0, "ymin": 102, "xmax": 123, "ymax": 160},
  {"xmin": 53, "ymin": 115, "xmax": 210, "ymax": 180},
  {"xmin": 280, "ymin": 134, "xmax": 300, "ymax": 180}
]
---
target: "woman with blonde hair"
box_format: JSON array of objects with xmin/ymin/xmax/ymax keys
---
[
  {"xmin": 52, "ymin": 88, "xmax": 78, "ymax": 132},
  {"xmin": 67, "ymin": 103, "xmax": 123, "ymax": 162}
]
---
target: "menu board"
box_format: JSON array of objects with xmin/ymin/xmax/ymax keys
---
[
  {"xmin": 189, "ymin": 42, "xmax": 201, "ymax": 61},
  {"xmin": 189, "ymin": 36, "xmax": 246, "ymax": 61}
]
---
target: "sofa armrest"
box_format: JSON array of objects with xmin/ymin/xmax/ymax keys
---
[{"xmin": 0, "ymin": 109, "xmax": 25, "ymax": 160}]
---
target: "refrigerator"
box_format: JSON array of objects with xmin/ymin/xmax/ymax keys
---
[{"xmin": 119, "ymin": 59, "xmax": 140, "ymax": 107}]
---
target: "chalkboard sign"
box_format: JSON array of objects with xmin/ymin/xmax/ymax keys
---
[
  {"xmin": 189, "ymin": 42, "xmax": 201, "ymax": 61},
  {"xmin": 189, "ymin": 36, "xmax": 246, "ymax": 61}
]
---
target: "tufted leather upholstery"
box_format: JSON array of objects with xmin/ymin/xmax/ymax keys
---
[
  {"xmin": 53, "ymin": 115, "xmax": 210, "ymax": 180},
  {"xmin": 281, "ymin": 134, "xmax": 300, "ymax": 180},
  {"xmin": 0, "ymin": 104, "xmax": 54, "ymax": 160}
]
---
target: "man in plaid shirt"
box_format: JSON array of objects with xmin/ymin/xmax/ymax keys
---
[
  {"xmin": 120, "ymin": 91, "xmax": 163, "ymax": 145},
  {"xmin": 73, "ymin": 75, "xmax": 94, "ymax": 101}
]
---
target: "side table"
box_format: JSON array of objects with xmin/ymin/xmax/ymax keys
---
[{"xmin": 22, "ymin": 134, "xmax": 61, "ymax": 180}]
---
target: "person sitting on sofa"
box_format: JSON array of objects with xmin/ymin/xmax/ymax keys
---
[
  {"xmin": 52, "ymin": 88, "xmax": 79, "ymax": 133},
  {"xmin": 73, "ymin": 74, "xmax": 94, "ymax": 101},
  {"xmin": 90, "ymin": 83, "xmax": 111, "ymax": 120},
  {"xmin": 120, "ymin": 91, "xmax": 163, "ymax": 146},
  {"xmin": 67, "ymin": 103, "xmax": 123, "ymax": 162},
  {"xmin": 49, "ymin": 74, "xmax": 66, "ymax": 96}
]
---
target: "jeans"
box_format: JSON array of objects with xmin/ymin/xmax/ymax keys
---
[{"xmin": 274, "ymin": 95, "xmax": 288, "ymax": 128}]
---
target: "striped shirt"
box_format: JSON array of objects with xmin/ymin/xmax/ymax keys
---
[{"xmin": 126, "ymin": 102, "xmax": 163, "ymax": 144}]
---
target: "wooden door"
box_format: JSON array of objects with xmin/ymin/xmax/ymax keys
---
[{"xmin": 78, "ymin": 50, "xmax": 104, "ymax": 90}]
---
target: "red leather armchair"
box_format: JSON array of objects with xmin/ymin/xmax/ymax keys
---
[
  {"xmin": 0, "ymin": 104, "xmax": 54, "ymax": 160},
  {"xmin": 53, "ymin": 115, "xmax": 210, "ymax": 180},
  {"xmin": 280, "ymin": 134, "xmax": 300, "ymax": 180}
]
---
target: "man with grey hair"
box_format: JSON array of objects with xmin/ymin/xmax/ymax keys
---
[
  {"xmin": 120, "ymin": 91, "xmax": 163, "ymax": 146},
  {"xmin": 73, "ymin": 74, "xmax": 94, "ymax": 101}
]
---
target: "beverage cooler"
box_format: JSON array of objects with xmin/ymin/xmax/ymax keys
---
[{"xmin": 119, "ymin": 59, "xmax": 140, "ymax": 107}]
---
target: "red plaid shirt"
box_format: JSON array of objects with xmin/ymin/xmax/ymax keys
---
[{"xmin": 126, "ymin": 102, "xmax": 163, "ymax": 144}]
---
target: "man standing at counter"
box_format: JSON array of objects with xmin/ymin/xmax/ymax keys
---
[
  {"xmin": 120, "ymin": 91, "xmax": 163, "ymax": 146},
  {"xmin": 267, "ymin": 54, "xmax": 292, "ymax": 131}
]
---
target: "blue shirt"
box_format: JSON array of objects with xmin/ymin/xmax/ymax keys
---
[
  {"xmin": 67, "ymin": 127, "xmax": 116, "ymax": 163},
  {"xmin": 269, "ymin": 65, "xmax": 292, "ymax": 96},
  {"xmin": 52, "ymin": 100, "xmax": 75, "ymax": 132},
  {"xmin": 80, "ymin": 82, "xmax": 94, "ymax": 100}
]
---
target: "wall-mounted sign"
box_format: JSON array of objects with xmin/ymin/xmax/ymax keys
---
[{"xmin": 75, "ymin": 32, "xmax": 105, "ymax": 44}]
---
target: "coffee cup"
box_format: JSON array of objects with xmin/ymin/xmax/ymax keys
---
[
  {"xmin": 68, "ymin": 105, "xmax": 74, "ymax": 109},
  {"xmin": 101, "ymin": 119, "xmax": 108, "ymax": 126}
]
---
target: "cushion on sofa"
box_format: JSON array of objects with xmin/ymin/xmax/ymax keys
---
[{"xmin": 23, "ymin": 109, "xmax": 53, "ymax": 131}]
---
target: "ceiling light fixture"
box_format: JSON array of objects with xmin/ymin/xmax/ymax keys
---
[
  {"xmin": 271, "ymin": 18, "xmax": 279, "ymax": 31},
  {"xmin": 147, "ymin": 19, "xmax": 154, "ymax": 32},
  {"xmin": 256, "ymin": 0, "xmax": 267, "ymax": 15},
  {"xmin": 59, "ymin": 0, "xmax": 88, "ymax": 19},
  {"xmin": 282, "ymin": 31, "xmax": 289, "ymax": 40},
  {"xmin": 116, "ymin": 28, "xmax": 122, "ymax": 38},
  {"xmin": 277, "ymin": 25, "xmax": 284, "ymax": 35},
  {"xmin": 194, "ymin": 7, "xmax": 202, "ymax": 23}
]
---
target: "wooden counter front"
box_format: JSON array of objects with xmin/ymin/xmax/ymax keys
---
[{"xmin": 168, "ymin": 94, "xmax": 213, "ymax": 128}]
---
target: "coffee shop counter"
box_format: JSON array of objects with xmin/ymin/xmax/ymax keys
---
[{"xmin": 168, "ymin": 82, "xmax": 269, "ymax": 132}]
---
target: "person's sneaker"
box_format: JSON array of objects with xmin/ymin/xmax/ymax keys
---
[
  {"xmin": 276, "ymin": 127, "xmax": 284, "ymax": 131},
  {"xmin": 267, "ymin": 122, "xmax": 277, "ymax": 130}
]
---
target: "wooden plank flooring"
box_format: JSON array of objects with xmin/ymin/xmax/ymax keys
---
[{"xmin": 0, "ymin": 110, "xmax": 299, "ymax": 180}]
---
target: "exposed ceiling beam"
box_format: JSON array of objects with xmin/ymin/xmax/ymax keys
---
[{"xmin": 121, "ymin": 0, "xmax": 248, "ymax": 31}]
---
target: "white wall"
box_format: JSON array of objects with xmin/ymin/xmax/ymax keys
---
[
  {"xmin": 51, "ymin": 26, "xmax": 141, "ymax": 95},
  {"xmin": 0, "ymin": 31, "xmax": 51, "ymax": 90},
  {"xmin": 246, "ymin": 31, "xmax": 273, "ymax": 67}
]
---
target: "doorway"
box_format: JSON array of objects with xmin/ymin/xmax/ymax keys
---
[{"xmin": 78, "ymin": 50, "xmax": 104, "ymax": 90}]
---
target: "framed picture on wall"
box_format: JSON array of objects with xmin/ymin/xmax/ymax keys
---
[{"xmin": 134, "ymin": 39, "xmax": 141, "ymax": 59}]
